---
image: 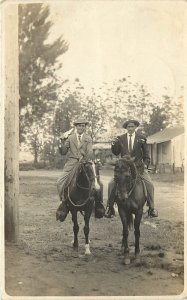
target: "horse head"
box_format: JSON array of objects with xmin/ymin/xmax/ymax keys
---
[
  {"xmin": 77, "ymin": 162, "xmax": 93, "ymax": 189},
  {"xmin": 114, "ymin": 156, "xmax": 137, "ymax": 201}
]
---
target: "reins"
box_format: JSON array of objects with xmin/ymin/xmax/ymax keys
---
[
  {"xmin": 67, "ymin": 186, "xmax": 92, "ymax": 208},
  {"xmin": 125, "ymin": 173, "xmax": 137, "ymax": 198},
  {"xmin": 115, "ymin": 158, "xmax": 139, "ymax": 199},
  {"xmin": 76, "ymin": 163, "xmax": 99, "ymax": 190},
  {"xmin": 67, "ymin": 163, "xmax": 93, "ymax": 208}
]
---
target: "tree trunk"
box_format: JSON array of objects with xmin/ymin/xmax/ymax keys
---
[
  {"xmin": 34, "ymin": 149, "xmax": 38, "ymax": 164},
  {"xmin": 4, "ymin": 4, "xmax": 19, "ymax": 242}
]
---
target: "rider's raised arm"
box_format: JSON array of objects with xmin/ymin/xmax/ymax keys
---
[{"xmin": 111, "ymin": 137, "xmax": 121, "ymax": 156}]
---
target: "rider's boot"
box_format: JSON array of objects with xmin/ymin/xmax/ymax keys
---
[
  {"xmin": 105, "ymin": 184, "xmax": 116, "ymax": 218},
  {"xmin": 145, "ymin": 185, "xmax": 158, "ymax": 218},
  {"xmin": 148, "ymin": 208, "xmax": 158, "ymax": 218},
  {"xmin": 56, "ymin": 194, "xmax": 69, "ymax": 222},
  {"xmin": 105, "ymin": 205, "xmax": 115, "ymax": 218}
]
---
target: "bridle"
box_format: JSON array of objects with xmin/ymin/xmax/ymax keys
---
[{"xmin": 115, "ymin": 159, "xmax": 138, "ymax": 199}]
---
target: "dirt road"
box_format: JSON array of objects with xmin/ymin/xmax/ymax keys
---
[{"xmin": 4, "ymin": 169, "xmax": 185, "ymax": 298}]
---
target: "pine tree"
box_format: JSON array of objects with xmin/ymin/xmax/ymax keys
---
[{"xmin": 19, "ymin": 3, "xmax": 68, "ymax": 141}]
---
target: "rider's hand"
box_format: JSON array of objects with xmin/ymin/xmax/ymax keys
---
[
  {"xmin": 64, "ymin": 140, "xmax": 70, "ymax": 148},
  {"xmin": 111, "ymin": 137, "xmax": 119, "ymax": 146}
]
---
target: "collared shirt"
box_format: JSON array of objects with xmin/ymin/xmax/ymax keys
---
[
  {"xmin": 76, "ymin": 132, "xmax": 83, "ymax": 144},
  {"xmin": 127, "ymin": 132, "xmax": 135, "ymax": 151}
]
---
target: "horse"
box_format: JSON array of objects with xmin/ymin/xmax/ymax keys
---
[
  {"xmin": 64, "ymin": 160, "xmax": 103, "ymax": 255},
  {"xmin": 114, "ymin": 155, "xmax": 147, "ymax": 265}
]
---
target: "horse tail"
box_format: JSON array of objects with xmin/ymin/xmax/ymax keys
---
[{"xmin": 127, "ymin": 213, "xmax": 134, "ymax": 230}]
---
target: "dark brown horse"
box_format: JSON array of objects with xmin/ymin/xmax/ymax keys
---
[
  {"xmin": 64, "ymin": 160, "xmax": 103, "ymax": 255},
  {"xmin": 114, "ymin": 156, "xmax": 147, "ymax": 264}
]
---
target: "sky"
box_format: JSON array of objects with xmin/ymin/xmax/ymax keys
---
[{"xmin": 48, "ymin": 1, "xmax": 186, "ymax": 99}]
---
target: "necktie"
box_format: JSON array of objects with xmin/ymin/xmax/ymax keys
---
[
  {"xmin": 129, "ymin": 134, "xmax": 133, "ymax": 153},
  {"xmin": 78, "ymin": 135, "xmax": 81, "ymax": 143}
]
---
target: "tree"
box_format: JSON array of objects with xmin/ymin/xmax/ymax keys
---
[
  {"xmin": 143, "ymin": 106, "xmax": 167, "ymax": 136},
  {"xmin": 162, "ymin": 94, "xmax": 184, "ymax": 127},
  {"xmin": 82, "ymin": 91, "xmax": 108, "ymax": 142},
  {"xmin": 19, "ymin": 3, "xmax": 68, "ymax": 141},
  {"xmin": 54, "ymin": 94, "xmax": 82, "ymax": 137},
  {"xmin": 54, "ymin": 80, "xmax": 108, "ymax": 142},
  {"xmin": 26, "ymin": 122, "xmax": 44, "ymax": 164}
]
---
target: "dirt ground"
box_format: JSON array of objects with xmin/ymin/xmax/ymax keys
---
[{"xmin": 4, "ymin": 168, "xmax": 185, "ymax": 298}]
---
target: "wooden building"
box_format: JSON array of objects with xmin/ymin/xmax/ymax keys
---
[{"xmin": 147, "ymin": 127, "xmax": 184, "ymax": 173}]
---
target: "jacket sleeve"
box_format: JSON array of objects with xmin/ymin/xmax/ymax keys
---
[
  {"xmin": 111, "ymin": 137, "xmax": 122, "ymax": 156},
  {"xmin": 140, "ymin": 136, "xmax": 150, "ymax": 167},
  {"xmin": 58, "ymin": 138, "xmax": 69, "ymax": 156},
  {"xmin": 83, "ymin": 136, "xmax": 94, "ymax": 160}
]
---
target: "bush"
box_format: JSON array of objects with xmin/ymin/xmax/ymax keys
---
[
  {"xmin": 19, "ymin": 162, "xmax": 35, "ymax": 171},
  {"xmin": 19, "ymin": 161, "xmax": 47, "ymax": 170}
]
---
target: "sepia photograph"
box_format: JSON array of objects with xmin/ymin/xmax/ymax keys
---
[{"xmin": 1, "ymin": 0, "xmax": 186, "ymax": 298}]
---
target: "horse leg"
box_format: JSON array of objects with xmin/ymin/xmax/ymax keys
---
[
  {"xmin": 71, "ymin": 210, "xmax": 79, "ymax": 251},
  {"xmin": 83, "ymin": 207, "xmax": 92, "ymax": 255},
  {"xmin": 134, "ymin": 209, "xmax": 143, "ymax": 263},
  {"xmin": 118, "ymin": 206, "xmax": 130, "ymax": 264}
]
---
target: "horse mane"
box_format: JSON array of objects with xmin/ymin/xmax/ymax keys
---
[
  {"xmin": 114, "ymin": 156, "xmax": 137, "ymax": 182},
  {"xmin": 123, "ymin": 156, "xmax": 137, "ymax": 182},
  {"xmin": 68, "ymin": 162, "xmax": 82, "ymax": 190}
]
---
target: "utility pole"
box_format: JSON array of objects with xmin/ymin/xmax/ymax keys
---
[{"xmin": 4, "ymin": 4, "xmax": 19, "ymax": 242}]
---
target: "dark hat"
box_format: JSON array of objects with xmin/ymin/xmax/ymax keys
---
[
  {"xmin": 73, "ymin": 118, "xmax": 89, "ymax": 126},
  {"xmin": 123, "ymin": 119, "xmax": 140, "ymax": 129}
]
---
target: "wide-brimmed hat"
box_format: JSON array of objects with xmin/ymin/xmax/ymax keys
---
[
  {"xmin": 73, "ymin": 118, "xmax": 89, "ymax": 126},
  {"xmin": 123, "ymin": 119, "xmax": 140, "ymax": 129}
]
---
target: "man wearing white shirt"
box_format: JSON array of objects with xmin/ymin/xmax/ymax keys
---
[{"xmin": 105, "ymin": 119, "xmax": 158, "ymax": 218}]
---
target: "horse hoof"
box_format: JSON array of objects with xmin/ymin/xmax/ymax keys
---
[
  {"xmin": 135, "ymin": 254, "xmax": 141, "ymax": 264},
  {"xmin": 85, "ymin": 244, "xmax": 91, "ymax": 255},
  {"xmin": 135, "ymin": 257, "xmax": 141, "ymax": 264},
  {"xmin": 73, "ymin": 244, "xmax": 78, "ymax": 251},
  {"xmin": 124, "ymin": 258, "xmax": 130, "ymax": 265}
]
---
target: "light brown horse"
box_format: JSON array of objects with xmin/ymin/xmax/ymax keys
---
[{"xmin": 114, "ymin": 156, "xmax": 147, "ymax": 264}]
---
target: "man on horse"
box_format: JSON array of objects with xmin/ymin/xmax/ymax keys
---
[
  {"xmin": 56, "ymin": 118, "xmax": 97, "ymax": 222},
  {"xmin": 105, "ymin": 119, "xmax": 158, "ymax": 218}
]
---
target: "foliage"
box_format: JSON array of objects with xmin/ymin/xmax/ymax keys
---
[
  {"xmin": 82, "ymin": 92, "xmax": 108, "ymax": 142},
  {"xmin": 54, "ymin": 94, "xmax": 82, "ymax": 136},
  {"xmin": 19, "ymin": 3, "xmax": 68, "ymax": 141},
  {"xmin": 143, "ymin": 106, "xmax": 167, "ymax": 136},
  {"xmin": 162, "ymin": 94, "xmax": 184, "ymax": 127}
]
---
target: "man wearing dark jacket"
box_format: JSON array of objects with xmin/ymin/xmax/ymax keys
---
[{"xmin": 105, "ymin": 119, "xmax": 158, "ymax": 218}]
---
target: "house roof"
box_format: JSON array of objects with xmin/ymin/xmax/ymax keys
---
[{"xmin": 147, "ymin": 127, "xmax": 184, "ymax": 144}]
